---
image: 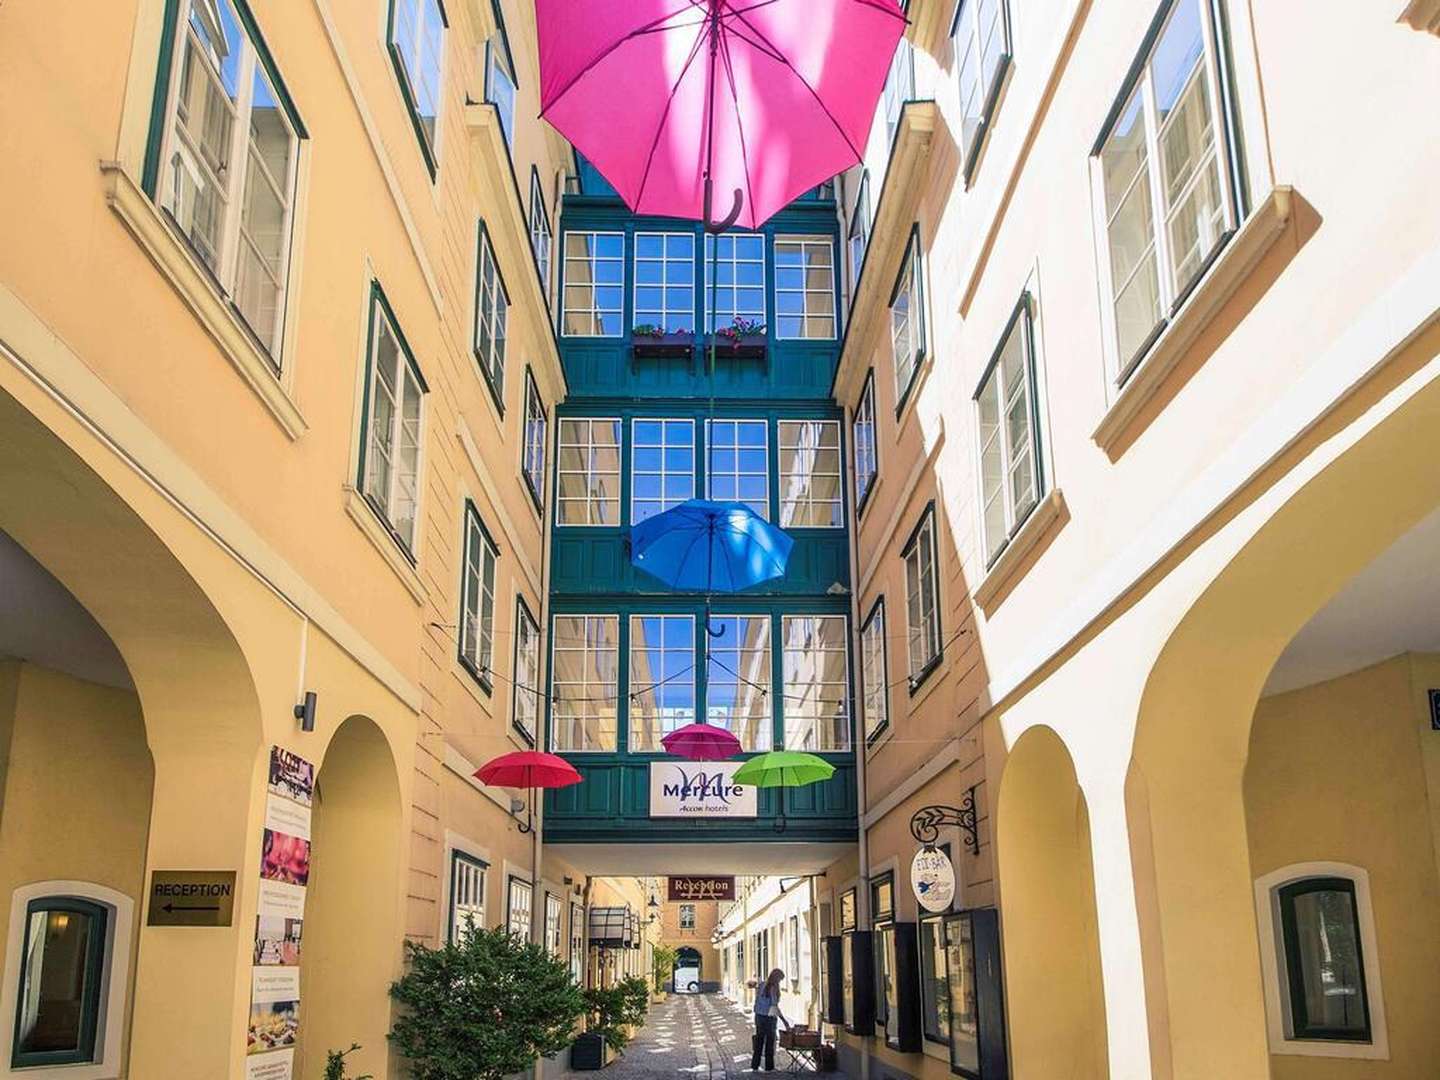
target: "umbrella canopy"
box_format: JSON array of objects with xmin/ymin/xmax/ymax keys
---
[
  {"xmin": 473, "ymin": 750, "xmax": 582, "ymax": 791},
  {"xmin": 630, "ymin": 499, "xmax": 793, "ymax": 592},
  {"xmin": 732, "ymin": 750, "xmax": 835, "ymax": 788},
  {"xmin": 537, "ymin": 0, "xmax": 907, "ymax": 230},
  {"xmin": 661, "ymin": 722, "xmax": 744, "ymax": 761}
]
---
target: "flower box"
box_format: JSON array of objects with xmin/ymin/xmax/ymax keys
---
[
  {"xmin": 629, "ymin": 330, "xmax": 695, "ymax": 359},
  {"xmin": 707, "ymin": 332, "xmax": 767, "ymax": 359}
]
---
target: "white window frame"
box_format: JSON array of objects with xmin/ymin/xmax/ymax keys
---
[
  {"xmin": 974, "ymin": 294, "xmax": 1044, "ymax": 566},
  {"xmin": 633, "ymin": 232, "xmax": 697, "ymax": 334},
  {"xmin": 512, "ymin": 596, "xmax": 540, "ymax": 745},
  {"xmin": 628, "ymin": 613, "xmax": 696, "ymax": 753},
  {"xmin": 704, "ymin": 233, "xmax": 767, "ymax": 330},
  {"xmin": 679, "ymin": 904, "xmax": 696, "ymax": 930},
  {"xmin": 155, "ymin": 0, "xmax": 303, "ymax": 363},
  {"xmin": 773, "ymin": 235, "xmax": 837, "ymax": 340},
  {"xmin": 890, "ymin": 226, "xmax": 927, "ymax": 409},
  {"xmin": 1089, "ymin": 0, "xmax": 1242, "ymax": 382},
  {"xmin": 484, "ymin": 10, "xmax": 517, "ymax": 149},
  {"xmin": 0, "ymin": 881, "xmax": 134, "ymax": 1080},
  {"xmin": 706, "ymin": 419, "xmax": 770, "ymax": 520},
  {"xmin": 474, "ymin": 221, "xmax": 508, "ymax": 406},
  {"xmin": 387, "ymin": 0, "xmax": 447, "ymax": 176},
  {"xmin": 570, "ymin": 900, "xmax": 586, "ymax": 982},
  {"xmin": 902, "ymin": 506, "xmax": 942, "ymax": 685},
  {"xmin": 951, "ymin": 0, "xmax": 1012, "ymax": 178},
  {"xmin": 459, "ymin": 501, "xmax": 499, "ymax": 689},
  {"xmin": 847, "ymin": 171, "xmax": 871, "ymax": 294},
  {"xmin": 360, "ymin": 285, "xmax": 427, "ymax": 556},
  {"xmin": 882, "ymin": 35, "xmax": 915, "ymax": 146},
  {"xmin": 521, "ymin": 368, "xmax": 547, "ymax": 510},
  {"xmin": 544, "ymin": 893, "xmax": 564, "ymax": 957},
  {"xmin": 562, "ymin": 231, "xmax": 625, "ymax": 338},
  {"xmin": 630, "ymin": 418, "xmax": 695, "ymax": 524},
  {"xmin": 853, "ymin": 371, "xmax": 879, "ymax": 514},
  {"xmin": 529, "ymin": 169, "xmax": 553, "ymax": 305},
  {"xmin": 778, "ymin": 420, "xmax": 844, "ymax": 529},
  {"xmin": 1253, "ymin": 862, "xmax": 1389, "ymax": 1060},
  {"xmin": 781, "ymin": 614, "xmax": 852, "ymax": 752},
  {"xmin": 507, "ymin": 875, "xmax": 533, "ymax": 940},
  {"xmin": 860, "ymin": 596, "xmax": 889, "ymax": 744},
  {"xmin": 549, "ymin": 613, "xmax": 620, "ymax": 752},
  {"xmin": 448, "ymin": 850, "xmax": 488, "ymax": 943},
  {"xmin": 556, "ymin": 417, "xmax": 621, "ymax": 527}
]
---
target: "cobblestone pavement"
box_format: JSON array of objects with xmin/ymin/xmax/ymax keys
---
[{"xmin": 556, "ymin": 992, "xmax": 846, "ymax": 1079}]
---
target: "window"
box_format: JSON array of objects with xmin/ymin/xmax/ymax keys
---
[
  {"xmin": 507, "ymin": 876, "xmax": 533, "ymax": 939},
  {"xmin": 861, "ymin": 598, "xmax": 888, "ymax": 743},
  {"xmin": 459, "ymin": 503, "xmax": 499, "ymax": 687},
  {"xmin": 774, "ymin": 237, "xmax": 837, "ymax": 339},
  {"xmin": 634, "ymin": 232, "xmax": 697, "ymax": 333},
  {"xmin": 387, "ymin": 0, "xmax": 446, "ymax": 175},
  {"xmin": 512, "ymin": 597, "xmax": 540, "ymax": 744},
  {"xmin": 790, "ymin": 914, "xmax": 802, "ymax": 974},
  {"xmin": 853, "ymin": 372, "xmax": 879, "ymax": 513},
  {"xmin": 557, "ymin": 417, "xmax": 621, "ymax": 525},
  {"xmin": 847, "ymin": 172, "xmax": 871, "ymax": 290},
  {"xmin": 550, "ymin": 614, "xmax": 619, "ymax": 751},
  {"xmin": 473, "ymin": 222, "xmax": 509, "ymax": 405},
  {"xmin": 360, "ymin": 285, "xmax": 427, "ymax": 554},
  {"xmin": 944, "ymin": 914, "xmax": 980, "ymax": 1074},
  {"xmin": 679, "ymin": 904, "xmax": 696, "ymax": 931},
  {"xmin": 10, "ymin": 898, "xmax": 107, "ymax": 1067},
  {"xmin": 629, "ymin": 615, "xmax": 696, "ymax": 751},
  {"xmin": 570, "ymin": 901, "xmax": 585, "ymax": 982},
  {"xmin": 891, "ymin": 228, "xmax": 927, "ymax": 408},
  {"xmin": 545, "ymin": 894, "xmax": 564, "ymax": 957},
  {"xmin": 704, "ymin": 234, "xmax": 766, "ymax": 330},
  {"xmin": 522, "ymin": 369, "xmax": 547, "ymax": 509},
  {"xmin": 1093, "ymin": 0, "xmax": 1239, "ymax": 373},
  {"xmin": 975, "ymin": 296, "xmax": 1043, "ymax": 565},
  {"xmin": 872, "ymin": 873, "xmax": 894, "ymax": 923},
  {"xmin": 563, "ymin": 232, "xmax": 625, "ymax": 337},
  {"xmin": 705, "ymin": 614, "xmax": 773, "ymax": 752},
  {"xmin": 840, "ymin": 889, "xmax": 857, "ymax": 932},
  {"xmin": 903, "ymin": 506, "xmax": 942, "ymax": 685},
  {"xmin": 529, "ymin": 170, "xmax": 553, "ymax": 302},
  {"xmin": 1277, "ymin": 878, "xmax": 1370, "ymax": 1041},
  {"xmin": 782, "ymin": 615, "xmax": 851, "ymax": 751},
  {"xmin": 778, "ymin": 421, "xmax": 842, "ymax": 528},
  {"xmin": 872, "ymin": 874, "xmax": 895, "ymax": 1028},
  {"xmin": 920, "ymin": 916, "xmax": 951, "ymax": 1044},
  {"xmin": 952, "ymin": 0, "xmax": 1011, "ymax": 177},
  {"xmin": 485, "ymin": 3, "xmax": 517, "ymax": 147},
  {"xmin": 632, "ymin": 419, "xmax": 695, "ymax": 523},
  {"xmin": 707, "ymin": 419, "xmax": 769, "ymax": 519},
  {"xmin": 156, "ymin": 0, "xmax": 303, "ymax": 361},
  {"xmin": 882, "ymin": 37, "xmax": 915, "ymax": 145},
  {"xmin": 449, "ymin": 851, "xmax": 487, "ymax": 943}
]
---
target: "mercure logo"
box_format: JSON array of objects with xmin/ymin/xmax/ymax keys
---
[{"xmin": 661, "ymin": 767, "xmax": 747, "ymax": 804}]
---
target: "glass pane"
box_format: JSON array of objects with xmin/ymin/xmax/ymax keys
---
[
  {"xmin": 629, "ymin": 615, "xmax": 695, "ymax": 752},
  {"xmin": 705, "ymin": 615, "xmax": 773, "ymax": 751},
  {"xmin": 1102, "ymin": 90, "xmax": 1149, "ymax": 214},
  {"xmin": 550, "ymin": 615, "xmax": 619, "ymax": 750},
  {"xmin": 861, "ymin": 607, "xmax": 886, "ymax": 739},
  {"xmin": 920, "ymin": 918, "xmax": 951, "ymax": 1042},
  {"xmin": 15, "ymin": 906, "xmax": 101, "ymax": 1059},
  {"xmin": 782, "ymin": 615, "xmax": 850, "ymax": 751},
  {"xmin": 946, "ymin": 916, "xmax": 979, "ymax": 1073},
  {"xmin": 1287, "ymin": 886, "xmax": 1368, "ymax": 1036}
]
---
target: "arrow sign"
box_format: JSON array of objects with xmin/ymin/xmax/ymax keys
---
[{"xmin": 148, "ymin": 871, "xmax": 236, "ymax": 927}]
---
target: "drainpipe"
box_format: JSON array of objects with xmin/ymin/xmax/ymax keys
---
[{"xmin": 843, "ymin": 398, "xmax": 871, "ymax": 1079}]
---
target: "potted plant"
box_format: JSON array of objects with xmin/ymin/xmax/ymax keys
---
[
  {"xmin": 711, "ymin": 316, "xmax": 767, "ymax": 358},
  {"xmin": 388, "ymin": 922, "xmax": 585, "ymax": 1080},
  {"xmin": 651, "ymin": 944, "xmax": 677, "ymax": 1002},
  {"xmin": 573, "ymin": 977, "xmax": 652, "ymax": 1070},
  {"xmin": 630, "ymin": 323, "xmax": 695, "ymax": 358}
]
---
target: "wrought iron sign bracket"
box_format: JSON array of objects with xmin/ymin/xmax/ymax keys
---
[{"xmin": 908, "ymin": 785, "xmax": 980, "ymax": 856}]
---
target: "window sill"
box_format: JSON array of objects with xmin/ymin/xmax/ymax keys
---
[
  {"xmin": 102, "ymin": 164, "xmax": 307, "ymax": 440},
  {"xmin": 973, "ymin": 488, "xmax": 1068, "ymax": 615},
  {"xmin": 906, "ymin": 652, "xmax": 944, "ymax": 698},
  {"xmin": 1092, "ymin": 186, "xmax": 1294, "ymax": 456},
  {"xmin": 343, "ymin": 486, "xmax": 426, "ymax": 605}
]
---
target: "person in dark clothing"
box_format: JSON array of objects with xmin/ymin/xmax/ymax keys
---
[{"xmin": 750, "ymin": 968, "xmax": 790, "ymax": 1072}]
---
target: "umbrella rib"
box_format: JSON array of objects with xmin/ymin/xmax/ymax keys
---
[
  {"xmin": 716, "ymin": 26, "xmax": 760, "ymax": 223},
  {"xmin": 723, "ymin": 8, "xmax": 865, "ymax": 160},
  {"xmin": 632, "ymin": 19, "xmax": 711, "ymax": 210},
  {"xmin": 540, "ymin": 3, "xmax": 697, "ymax": 117}
]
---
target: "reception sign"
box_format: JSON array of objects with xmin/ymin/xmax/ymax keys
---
[
  {"xmin": 668, "ymin": 876, "xmax": 736, "ymax": 901},
  {"xmin": 649, "ymin": 761, "xmax": 756, "ymax": 817}
]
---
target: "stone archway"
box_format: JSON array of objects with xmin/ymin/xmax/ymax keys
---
[
  {"xmin": 299, "ymin": 715, "xmax": 404, "ymax": 1080},
  {"xmin": 996, "ymin": 725, "xmax": 1109, "ymax": 1080}
]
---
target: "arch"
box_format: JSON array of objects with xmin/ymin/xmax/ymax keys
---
[
  {"xmin": 299, "ymin": 715, "xmax": 404, "ymax": 1080},
  {"xmin": 1129, "ymin": 347, "xmax": 1440, "ymax": 1076},
  {"xmin": 996, "ymin": 725, "xmax": 1109, "ymax": 1080}
]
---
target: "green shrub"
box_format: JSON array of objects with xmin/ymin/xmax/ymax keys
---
[{"xmin": 323, "ymin": 1044, "xmax": 372, "ymax": 1080}]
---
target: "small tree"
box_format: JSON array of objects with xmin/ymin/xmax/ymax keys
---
[
  {"xmin": 651, "ymin": 944, "xmax": 678, "ymax": 991},
  {"xmin": 583, "ymin": 977, "xmax": 651, "ymax": 1054},
  {"xmin": 389, "ymin": 923, "xmax": 586, "ymax": 1080}
]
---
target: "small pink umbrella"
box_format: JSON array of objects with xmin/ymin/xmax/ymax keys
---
[
  {"xmin": 661, "ymin": 722, "xmax": 743, "ymax": 761},
  {"xmin": 537, "ymin": 0, "xmax": 906, "ymax": 230}
]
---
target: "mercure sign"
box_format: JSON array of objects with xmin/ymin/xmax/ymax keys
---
[{"xmin": 649, "ymin": 761, "xmax": 757, "ymax": 817}]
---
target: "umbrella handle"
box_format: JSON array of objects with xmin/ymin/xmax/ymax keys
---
[
  {"xmin": 517, "ymin": 789, "xmax": 534, "ymax": 835},
  {"xmin": 703, "ymin": 177, "xmax": 744, "ymax": 234}
]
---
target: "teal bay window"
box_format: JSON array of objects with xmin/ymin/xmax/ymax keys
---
[
  {"xmin": 388, "ymin": 0, "xmax": 447, "ymax": 175},
  {"xmin": 628, "ymin": 614, "xmax": 696, "ymax": 751},
  {"xmin": 707, "ymin": 419, "xmax": 769, "ymax": 518},
  {"xmin": 152, "ymin": 0, "xmax": 304, "ymax": 362},
  {"xmin": 563, "ymin": 232, "xmax": 625, "ymax": 337},
  {"xmin": 550, "ymin": 614, "xmax": 620, "ymax": 751},
  {"xmin": 773, "ymin": 236, "xmax": 837, "ymax": 340},
  {"xmin": 634, "ymin": 233, "xmax": 697, "ymax": 333},
  {"xmin": 632, "ymin": 419, "xmax": 695, "ymax": 523},
  {"xmin": 704, "ymin": 234, "xmax": 766, "ymax": 330}
]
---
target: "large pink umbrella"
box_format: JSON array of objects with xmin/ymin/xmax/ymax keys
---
[{"xmin": 538, "ymin": 0, "xmax": 906, "ymax": 231}]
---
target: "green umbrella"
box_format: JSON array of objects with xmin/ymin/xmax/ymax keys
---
[{"xmin": 733, "ymin": 750, "xmax": 834, "ymax": 788}]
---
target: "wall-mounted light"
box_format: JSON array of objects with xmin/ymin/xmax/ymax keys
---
[{"xmin": 293, "ymin": 691, "xmax": 317, "ymax": 732}]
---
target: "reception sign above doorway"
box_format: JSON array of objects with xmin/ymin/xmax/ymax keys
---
[{"xmin": 668, "ymin": 876, "xmax": 736, "ymax": 902}]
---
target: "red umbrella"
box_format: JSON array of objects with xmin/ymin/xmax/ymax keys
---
[
  {"xmin": 661, "ymin": 722, "xmax": 743, "ymax": 761},
  {"xmin": 474, "ymin": 750, "xmax": 582, "ymax": 833}
]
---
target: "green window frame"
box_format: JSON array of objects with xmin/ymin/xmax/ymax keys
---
[
  {"xmin": 1278, "ymin": 877, "xmax": 1371, "ymax": 1042},
  {"xmin": 562, "ymin": 231, "xmax": 625, "ymax": 337},
  {"xmin": 975, "ymin": 294, "xmax": 1044, "ymax": 567},
  {"xmin": 529, "ymin": 168, "xmax": 553, "ymax": 305},
  {"xmin": 703, "ymin": 234, "xmax": 767, "ymax": 330},
  {"xmin": 448, "ymin": 850, "xmax": 487, "ymax": 943},
  {"xmin": 11, "ymin": 897, "xmax": 108, "ymax": 1068},
  {"xmin": 860, "ymin": 596, "xmax": 889, "ymax": 744},
  {"xmin": 919, "ymin": 915, "xmax": 951, "ymax": 1045},
  {"xmin": 773, "ymin": 235, "xmax": 837, "ymax": 340},
  {"xmin": 459, "ymin": 501, "xmax": 499, "ymax": 691},
  {"xmin": 870, "ymin": 872, "xmax": 895, "ymax": 1028},
  {"xmin": 901, "ymin": 502, "xmax": 943, "ymax": 690},
  {"xmin": 891, "ymin": 225, "xmax": 927, "ymax": 415},
  {"xmin": 634, "ymin": 232, "xmax": 697, "ymax": 334},
  {"xmin": 484, "ymin": 0, "xmax": 518, "ymax": 148},
  {"xmin": 549, "ymin": 613, "xmax": 620, "ymax": 752},
  {"xmin": 512, "ymin": 596, "xmax": 541, "ymax": 745},
  {"xmin": 781, "ymin": 614, "xmax": 851, "ymax": 752},
  {"xmin": 387, "ymin": 0, "xmax": 448, "ymax": 177},
  {"xmin": 952, "ymin": 0, "xmax": 1012, "ymax": 180},
  {"xmin": 521, "ymin": 368, "xmax": 547, "ymax": 511},
  {"xmin": 847, "ymin": 171, "xmax": 871, "ymax": 293},
  {"xmin": 474, "ymin": 221, "xmax": 509, "ymax": 410},
  {"xmin": 853, "ymin": 370, "xmax": 879, "ymax": 515},
  {"xmin": 627, "ymin": 613, "xmax": 696, "ymax": 752}
]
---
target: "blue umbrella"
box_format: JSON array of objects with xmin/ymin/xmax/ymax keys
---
[{"xmin": 629, "ymin": 499, "xmax": 793, "ymax": 593}]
